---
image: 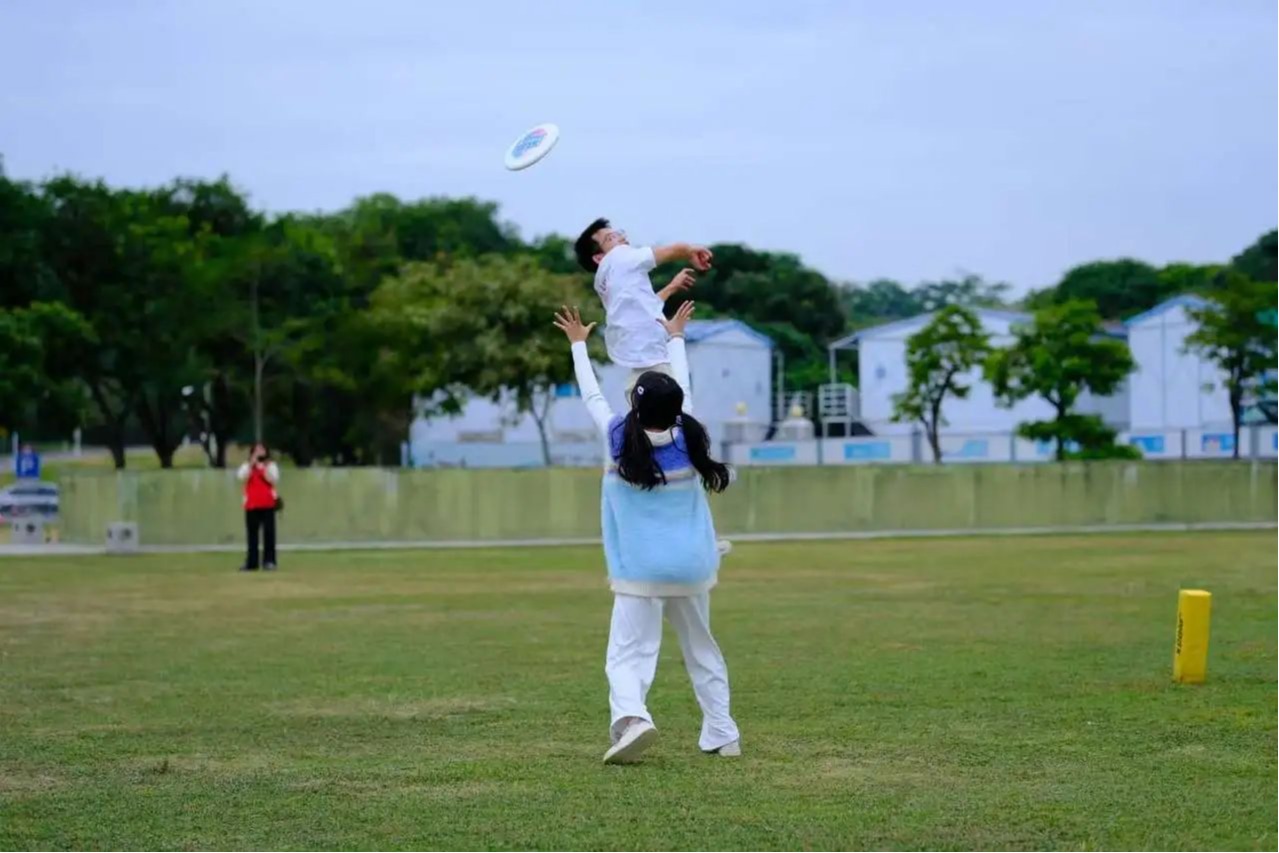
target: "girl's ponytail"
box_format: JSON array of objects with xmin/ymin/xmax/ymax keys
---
[
  {"xmin": 616, "ymin": 408, "xmax": 666, "ymax": 490},
  {"xmin": 678, "ymin": 413, "xmax": 732, "ymax": 493}
]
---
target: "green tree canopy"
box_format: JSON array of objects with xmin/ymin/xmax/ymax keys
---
[
  {"xmin": 892, "ymin": 306, "xmax": 991, "ymax": 463},
  {"xmin": 1229, "ymin": 230, "xmax": 1277, "ymax": 283},
  {"xmin": 369, "ymin": 255, "xmax": 590, "ymax": 465},
  {"xmin": 1184, "ymin": 273, "xmax": 1278, "ymax": 459},
  {"xmin": 985, "ymin": 300, "xmax": 1135, "ymax": 460},
  {"xmin": 1032, "ymin": 259, "xmax": 1169, "ymax": 320}
]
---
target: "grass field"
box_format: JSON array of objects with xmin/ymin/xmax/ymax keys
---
[{"xmin": 1, "ymin": 532, "xmax": 1274, "ymax": 850}]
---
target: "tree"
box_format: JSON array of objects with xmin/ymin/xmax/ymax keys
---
[
  {"xmin": 156, "ymin": 177, "xmax": 262, "ymax": 466},
  {"xmin": 1151, "ymin": 263, "xmax": 1227, "ymax": 305},
  {"xmin": 668, "ymin": 246, "xmax": 845, "ymax": 341},
  {"xmin": 985, "ymin": 300, "xmax": 1134, "ymax": 460},
  {"xmin": 19, "ymin": 302, "xmax": 96, "ymax": 436},
  {"xmin": 245, "ymin": 216, "xmax": 368, "ymax": 466},
  {"xmin": 37, "ymin": 177, "xmax": 230, "ymax": 468},
  {"xmin": 38, "ymin": 176, "xmax": 139, "ymax": 467},
  {"xmin": 525, "ymin": 234, "xmax": 585, "ymax": 276},
  {"xmin": 1039, "ymin": 259, "xmax": 1171, "ymax": 320},
  {"xmin": 1229, "ymin": 230, "xmax": 1277, "ymax": 283},
  {"xmin": 369, "ymin": 255, "xmax": 590, "ymax": 465},
  {"xmin": 0, "ymin": 176, "xmax": 57, "ymax": 308},
  {"xmin": 0, "ymin": 302, "xmax": 94, "ymax": 435},
  {"xmin": 657, "ymin": 244, "xmax": 846, "ymax": 393},
  {"xmin": 839, "ymin": 278, "xmax": 923, "ymax": 328},
  {"xmin": 892, "ymin": 306, "xmax": 990, "ymax": 463},
  {"xmin": 0, "ymin": 308, "xmax": 44, "ymax": 432},
  {"xmin": 327, "ymin": 194, "xmax": 520, "ymax": 290},
  {"xmin": 121, "ymin": 190, "xmax": 225, "ymax": 469},
  {"xmin": 914, "ymin": 274, "xmax": 1010, "ymax": 312},
  {"xmin": 1184, "ymin": 273, "xmax": 1279, "ymax": 459}
]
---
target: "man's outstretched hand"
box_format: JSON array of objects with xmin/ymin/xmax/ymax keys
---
[
  {"xmin": 689, "ymin": 246, "xmax": 713, "ymax": 271},
  {"xmin": 658, "ymin": 268, "xmax": 697, "ymax": 302}
]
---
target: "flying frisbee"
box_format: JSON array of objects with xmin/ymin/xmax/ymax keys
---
[{"xmin": 504, "ymin": 123, "xmax": 560, "ymax": 171}]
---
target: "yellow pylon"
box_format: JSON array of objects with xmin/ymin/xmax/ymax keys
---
[{"xmin": 1173, "ymin": 589, "xmax": 1212, "ymax": 684}]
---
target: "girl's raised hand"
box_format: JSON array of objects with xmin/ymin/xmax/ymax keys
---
[
  {"xmin": 553, "ymin": 306, "xmax": 597, "ymax": 343},
  {"xmin": 660, "ymin": 300, "xmax": 696, "ymax": 337}
]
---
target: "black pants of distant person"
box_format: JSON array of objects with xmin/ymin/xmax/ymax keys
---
[{"xmin": 244, "ymin": 508, "xmax": 277, "ymax": 569}]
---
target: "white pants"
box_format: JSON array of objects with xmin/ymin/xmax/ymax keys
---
[{"xmin": 606, "ymin": 592, "xmax": 740, "ymax": 752}]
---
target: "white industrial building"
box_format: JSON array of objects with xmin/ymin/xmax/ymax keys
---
[
  {"xmin": 826, "ymin": 308, "xmax": 1129, "ymax": 437},
  {"xmin": 1124, "ymin": 294, "xmax": 1232, "ymax": 431},
  {"xmin": 410, "ymin": 319, "xmax": 774, "ymax": 468}
]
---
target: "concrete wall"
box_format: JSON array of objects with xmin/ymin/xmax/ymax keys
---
[{"xmin": 58, "ymin": 462, "xmax": 1277, "ymax": 547}]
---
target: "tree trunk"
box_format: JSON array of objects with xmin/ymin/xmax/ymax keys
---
[
  {"xmin": 1230, "ymin": 387, "xmax": 1242, "ymax": 460},
  {"xmin": 253, "ymin": 353, "xmax": 265, "ymax": 444},
  {"xmin": 87, "ymin": 380, "xmax": 129, "ymax": 470},
  {"xmin": 927, "ymin": 398, "xmax": 944, "ymax": 464},
  {"xmin": 108, "ymin": 440, "xmax": 126, "ymax": 470},
  {"xmin": 135, "ymin": 394, "xmax": 178, "ymax": 469},
  {"xmin": 187, "ymin": 391, "xmax": 216, "ymax": 467},
  {"xmin": 196, "ymin": 429, "xmax": 216, "ymax": 467},
  {"xmin": 1055, "ymin": 402, "xmax": 1067, "ymax": 462},
  {"xmin": 250, "ymin": 269, "xmax": 265, "ymax": 445},
  {"xmin": 209, "ymin": 373, "xmax": 233, "ymax": 468},
  {"xmin": 286, "ymin": 381, "xmax": 315, "ymax": 467},
  {"xmin": 526, "ymin": 390, "xmax": 555, "ymax": 467}
]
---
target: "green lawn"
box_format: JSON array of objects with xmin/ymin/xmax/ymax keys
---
[{"xmin": 1, "ymin": 533, "xmax": 1274, "ymax": 850}]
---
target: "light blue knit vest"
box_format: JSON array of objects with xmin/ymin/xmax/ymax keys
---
[{"xmin": 601, "ymin": 416, "xmax": 719, "ymax": 591}]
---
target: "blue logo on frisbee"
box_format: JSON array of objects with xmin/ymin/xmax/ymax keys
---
[{"xmin": 512, "ymin": 129, "xmax": 547, "ymax": 158}]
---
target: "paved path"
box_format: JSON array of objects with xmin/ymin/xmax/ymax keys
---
[{"xmin": 1, "ymin": 521, "xmax": 1272, "ymax": 558}]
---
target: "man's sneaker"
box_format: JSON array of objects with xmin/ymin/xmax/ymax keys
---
[
  {"xmin": 603, "ymin": 720, "xmax": 658, "ymax": 765},
  {"xmin": 705, "ymin": 740, "xmax": 741, "ymax": 757}
]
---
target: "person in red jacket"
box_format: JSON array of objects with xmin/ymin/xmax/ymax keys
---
[{"xmin": 236, "ymin": 442, "xmax": 280, "ymax": 571}]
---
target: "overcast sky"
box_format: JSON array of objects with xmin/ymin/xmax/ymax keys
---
[{"xmin": 2, "ymin": 0, "xmax": 1275, "ymax": 292}]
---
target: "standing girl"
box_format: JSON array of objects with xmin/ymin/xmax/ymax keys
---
[{"xmin": 553, "ymin": 302, "xmax": 741, "ymax": 765}]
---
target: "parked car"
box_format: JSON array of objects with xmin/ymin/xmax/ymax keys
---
[{"xmin": 0, "ymin": 481, "xmax": 59, "ymax": 520}]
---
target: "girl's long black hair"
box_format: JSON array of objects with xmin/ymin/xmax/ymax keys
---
[{"xmin": 616, "ymin": 371, "xmax": 732, "ymax": 493}]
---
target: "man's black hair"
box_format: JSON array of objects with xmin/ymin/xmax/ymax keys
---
[{"xmin": 574, "ymin": 217, "xmax": 610, "ymax": 273}]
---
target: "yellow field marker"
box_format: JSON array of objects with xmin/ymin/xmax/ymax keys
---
[{"xmin": 1173, "ymin": 589, "xmax": 1212, "ymax": 684}]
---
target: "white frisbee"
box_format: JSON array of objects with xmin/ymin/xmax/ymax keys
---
[{"xmin": 504, "ymin": 123, "xmax": 560, "ymax": 171}]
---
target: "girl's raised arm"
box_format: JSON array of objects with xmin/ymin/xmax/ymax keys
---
[{"xmin": 554, "ymin": 306, "xmax": 613, "ymax": 434}]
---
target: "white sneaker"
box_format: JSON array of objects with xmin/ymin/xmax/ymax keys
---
[
  {"xmin": 716, "ymin": 539, "xmax": 733, "ymax": 556},
  {"xmin": 706, "ymin": 740, "xmax": 741, "ymax": 757},
  {"xmin": 603, "ymin": 720, "xmax": 658, "ymax": 765}
]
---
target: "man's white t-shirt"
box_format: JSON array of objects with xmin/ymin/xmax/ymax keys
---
[{"xmin": 593, "ymin": 245, "xmax": 669, "ymax": 368}]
